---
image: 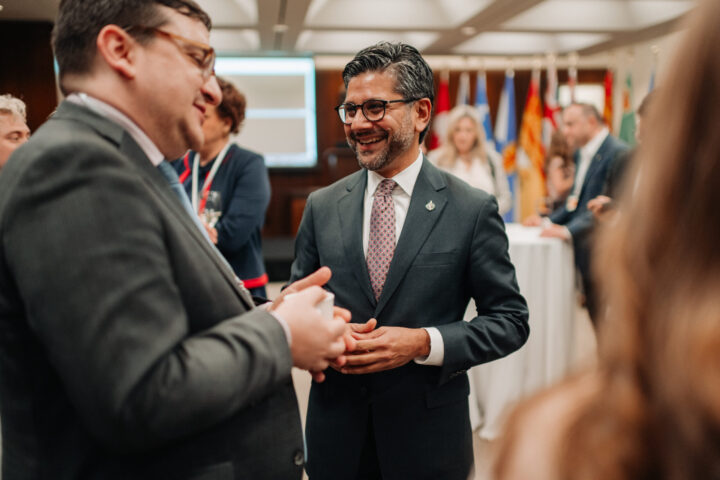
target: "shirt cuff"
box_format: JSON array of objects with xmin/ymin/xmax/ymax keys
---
[
  {"xmin": 413, "ymin": 327, "xmax": 444, "ymax": 366},
  {"xmin": 268, "ymin": 311, "xmax": 292, "ymax": 347}
]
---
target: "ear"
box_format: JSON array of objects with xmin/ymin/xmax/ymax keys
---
[
  {"xmin": 95, "ymin": 25, "xmax": 138, "ymax": 79},
  {"xmin": 414, "ymin": 98, "xmax": 432, "ymax": 134},
  {"xmin": 221, "ymin": 116, "xmax": 232, "ymax": 136}
]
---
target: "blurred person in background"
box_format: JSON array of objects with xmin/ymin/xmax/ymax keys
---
[
  {"xmin": 174, "ymin": 77, "xmax": 271, "ymax": 296},
  {"xmin": 588, "ymin": 90, "xmax": 656, "ymax": 219},
  {"xmin": 429, "ymin": 104, "xmax": 512, "ymax": 216},
  {"xmin": 524, "ymin": 103, "xmax": 628, "ymax": 323},
  {"xmin": 544, "ymin": 130, "xmax": 575, "ymax": 213},
  {"xmin": 494, "ymin": 1, "xmax": 720, "ymax": 479},
  {"xmin": 0, "ymin": 93, "xmax": 31, "ymax": 169}
]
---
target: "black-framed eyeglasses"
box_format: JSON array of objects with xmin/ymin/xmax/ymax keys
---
[
  {"xmin": 335, "ymin": 98, "xmax": 420, "ymax": 125},
  {"xmin": 126, "ymin": 25, "xmax": 216, "ymax": 80}
]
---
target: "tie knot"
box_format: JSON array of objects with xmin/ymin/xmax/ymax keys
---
[{"xmin": 375, "ymin": 179, "xmax": 397, "ymax": 197}]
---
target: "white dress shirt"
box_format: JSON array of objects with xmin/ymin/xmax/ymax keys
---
[
  {"xmin": 572, "ymin": 127, "xmax": 609, "ymax": 198},
  {"xmin": 66, "ymin": 93, "xmax": 165, "ymax": 166},
  {"xmin": 362, "ymin": 150, "xmax": 445, "ymax": 366},
  {"xmin": 554, "ymin": 127, "xmax": 610, "ymax": 239}
]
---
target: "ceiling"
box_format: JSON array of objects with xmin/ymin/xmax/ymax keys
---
[{"xmin": 0, "ymin": 0, "xmax": 696, "ymax": 58}]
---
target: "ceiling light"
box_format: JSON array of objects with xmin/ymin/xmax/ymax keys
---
[
  {"xmin": 461, "ymin": 26, "xmax": 476, "ymax": 36},
  {"xmin": 273, "ymin": 24, "xmax": 289, "ymax": 33}
]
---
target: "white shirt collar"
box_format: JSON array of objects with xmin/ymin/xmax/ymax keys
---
[
  {"xmin": 367, "ymin": 149, "xmax": 424, "ymax": 197},
  {"xmin": 66, "ymin": 92, "xmax": 166, "ymax": 166},
  {"xmin": 580, "ymin": 127, "xmax": 609, "ymax": 160}
]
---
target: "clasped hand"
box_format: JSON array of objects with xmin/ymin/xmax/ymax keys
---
[{"xmin": 330, "ymin": 319, "xmax": 430, "ymax": 375}]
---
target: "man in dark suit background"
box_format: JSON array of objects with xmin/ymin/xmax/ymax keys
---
[
  {"xmin": 289, "ymin": 42, "xmax": 529, "ymax": 480},
  {"xmin": 0, "ymin": 1, "xmax": 349, "ymax": 478},
  {"xmin": 526, "ymin": 103, "xmax": 628, "ymax": 322}
]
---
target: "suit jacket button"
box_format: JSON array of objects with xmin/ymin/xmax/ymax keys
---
[
  {"xmin": 359, "ymin": 386, "xmax": 368, "ymax": 397},
  {"xmin": 293, "ymin": 450, "xmax": 305, "ymax": 466}
]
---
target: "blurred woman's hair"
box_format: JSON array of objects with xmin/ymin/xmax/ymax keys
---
[
  {"xmin": 215, "ymin": 77, "xmax": 247, "ymax": 135},
  {"xmin": 432, "ymin": 104, "xmax": 488, "ymax": 168},
  {"xmin": 558, "ymin": 0, "xmax": 720, "ymax": 478},
  {"xmin": 545, "ymin": 130, "xmax": 573, "ymax": 170}
]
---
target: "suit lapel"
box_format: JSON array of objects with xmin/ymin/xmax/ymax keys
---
[
  {"xmin": 338, "ymin": 171, "xmax": 376, "ymax": 307},
  {"xmin": 580, "ymin": 136, "xmax": 611, "ymax": 195},
  {"xmin": 121, "ymin": 137, "xmax": 254, "ymax": 308},
  {"xmin": 375, "ymin": 159, "xmax": 447, "ymax": 317},
  {"xmin": 56, "ymin": 101, "xmax": 254, "ymax": 309}
]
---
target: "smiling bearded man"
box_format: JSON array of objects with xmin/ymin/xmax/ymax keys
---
[{"xmin": 289, "ymin": 41, "xmax": 529, "ymax": 480}]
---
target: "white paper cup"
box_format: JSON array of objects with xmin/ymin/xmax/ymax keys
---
[
  {"xmin": 284, "ymin": 291, "xmax": 334, "ymax": 321},
  {"xmin": 317, "ymin": 292, "xmax": 335, "ymax": 321}
]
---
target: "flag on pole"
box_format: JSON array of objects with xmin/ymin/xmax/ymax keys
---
[
  {"xmin": 494, "ymin": 70, "xmax": 517, "ymax": 222},
  {"xmin": 619, "ymin": 73, "xmax": 636, "ymax": 146},
  {"xmin": 542, "ymin": 61, "xmax": 561, "ymax": 149},
  {"xmin": 568, "ymin": 65, "xmax": 578, "ymax": 102},
  {"xmin": 475, "ymin": 71, "xmax": 494, "ymax": 148},
  {"xmin": 428, "ymin": 70, "xmax": 450, "ymax": 150},
  {"xmin": 456, "ymin": 71, "xmax": 470, "ymax": 106},
  {"xmin": 603, "ymin": 69, "xmax": 614, "ymax": 132},
  {"xmin": 516, "ymin": 69, "xmax": 546, "ymax": 221}
]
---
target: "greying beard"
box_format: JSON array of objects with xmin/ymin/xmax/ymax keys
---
[{"xmin": 350, "ymin": 119, "xmax": 415, "ymax": 172}]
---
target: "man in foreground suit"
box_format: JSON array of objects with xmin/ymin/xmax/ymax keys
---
[
  {"xmin": 0, "ymin": 1, "xmax": 349, "ymax": 478},
  {"xmin": 289, "ymin": 42, "xmax": 529, "ymax": 480},
  {"xmin": 525, "ymin": 103, "xmax": 628, "ymax": 322}
]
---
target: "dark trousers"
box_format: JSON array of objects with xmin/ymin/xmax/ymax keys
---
[{"xmin": 355, "ymin": 411, "xmax": 382, "ymax": 480}]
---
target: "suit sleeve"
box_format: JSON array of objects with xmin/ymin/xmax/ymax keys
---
[
  {"xmin": 215, "ymin": 149, "xmax": 271, "ymax": 253},
  {"xmin": 4, "ymin": 142, "xmax": 291, "ymax": 453},
  {"xmin": 288, "ymin": 193, "xmax": 321, "ymax": 284},
  {"xmin": 434, "ymin": 196, "xmax": 529, "ymax": 381}
]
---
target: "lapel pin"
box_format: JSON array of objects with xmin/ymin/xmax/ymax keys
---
[{"xmin": 425, "ymin": 200, "xmax": 435, "ymax": 211}]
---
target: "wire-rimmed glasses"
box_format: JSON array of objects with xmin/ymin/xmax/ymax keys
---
[
  {"xmin": 335, "ymin": 98, "xmax": 420, "ymax": 124},
  {"xmin": 126, "ymin": 25, "xmax": 216, "ymax": 80}
]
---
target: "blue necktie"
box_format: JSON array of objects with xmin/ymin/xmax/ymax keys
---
[
  {"xmin": 156, "ymin": 161, "xmax": 254, "ymax": 302},
  {"xmin": 156, "ymin": 161, "xmax": 211, "ymax": 240}
]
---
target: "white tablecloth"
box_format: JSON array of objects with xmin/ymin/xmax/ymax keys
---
[{"xmin": 467, "ymin": 223, "xmax": 576, "ymax": 439}]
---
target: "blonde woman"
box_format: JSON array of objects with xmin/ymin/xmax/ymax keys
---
[{"xmin": 429, "ymin": 105, "xmax": 512, "ymax": 215}]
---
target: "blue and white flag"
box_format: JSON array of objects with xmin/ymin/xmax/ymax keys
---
[
  {"xmin": 475, "ymin": 71, "xmax": 494, "ymax": 149},
  {"xmin": 494, "ymin": 70, "xmax": 517, "ymax": 222}
]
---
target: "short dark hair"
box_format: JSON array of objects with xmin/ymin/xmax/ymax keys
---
[
  {"xmin": 216, "ymin": 77, "xmax": 246, "ymax": 135},
  {"xmin": 569, "ymin": 102, "xmax": 603, "ymax": 123},
  {"xmin": 342, "ymin": 42, "xmax": 435, "ymax": 143},
  {"xmin": 53, "ymin": 0, "xmax": 210, "ymax": 80}
]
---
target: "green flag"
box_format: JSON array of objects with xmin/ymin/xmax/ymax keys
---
[{"xmin": 619, "ymin": 73, "xmax": 636, "ymax": 146}]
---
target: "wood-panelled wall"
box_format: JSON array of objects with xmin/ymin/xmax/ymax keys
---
[{"xmin": 0, "ymin": 21, "xmax": 58, "ymax": 131}]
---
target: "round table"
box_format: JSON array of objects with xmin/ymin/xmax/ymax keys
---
[{"xmin": 467, "ymin": 223, "xmax": 576, "ymax": 439}]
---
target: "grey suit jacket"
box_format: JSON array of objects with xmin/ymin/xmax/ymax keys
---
[
  {"xmin": 0, "ymin": 101, "xmax": 303, "ymax": 479},
  {"xmin": 289, "ymin": 158, "xmax": 529, "ymax": 480}
]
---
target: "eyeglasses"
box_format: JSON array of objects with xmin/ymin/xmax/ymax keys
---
[
  {"xmin": 335, "ymin": 98, "xmax": 420, "ymax": 125},
  {"xmin": 126, "ymin": 25, "xmax": 216, "ymax": 80}
]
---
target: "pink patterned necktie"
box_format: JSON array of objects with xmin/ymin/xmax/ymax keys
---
[{"xmin": 367, "ymin": 179, "xmax": 397, "ymax": 300}]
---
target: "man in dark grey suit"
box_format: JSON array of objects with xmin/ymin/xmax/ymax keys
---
[
  {"xmin": 289, "ymin": 42, "xmax": 529, "ymax": 480},
  {"xmin": 526, "ymin": 103, "xmax": 628, "ymax": 322},
  {"xmin": 0, "ymin": 1, "xmax": 349, "ymax": 478}
]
